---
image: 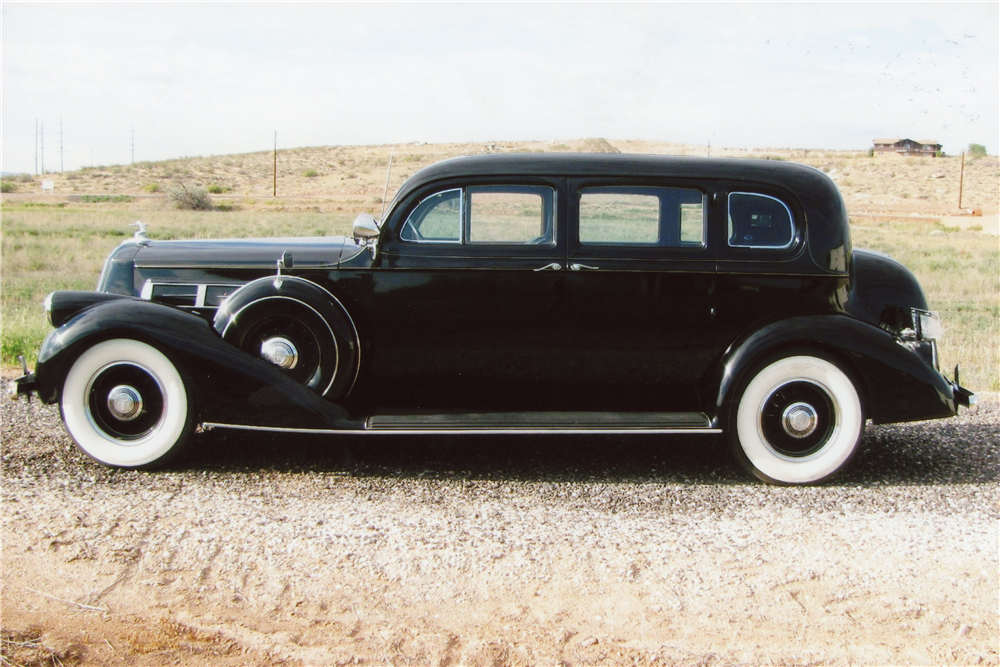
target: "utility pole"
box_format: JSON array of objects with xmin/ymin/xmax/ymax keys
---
[
  {"xmin": 273, "ymin": 131, "xmax": 277, "ymax": 197},
  {"xmin": 707, "ymin": 139, "xmax": 711, "ymax": 158},
  {"xmin": 958, "ymin": 151, "xmax": 965, "ymax": 209},
  {"xmin": 40, "ymin": 121, "xmax": 45, "ymax": 174},
  {"xmin": 60, "ymin": 117, "xmax": 64, "ymax": 172}
]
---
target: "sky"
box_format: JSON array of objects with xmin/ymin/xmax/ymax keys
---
[{"xmin": 2, "ymin": 2, "xmax": 997, "ymax": 173}]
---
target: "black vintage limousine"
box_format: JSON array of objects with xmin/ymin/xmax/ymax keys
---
[{"xmin": 10, "ymin": 154, "xmax": 977, "ymax": 484}]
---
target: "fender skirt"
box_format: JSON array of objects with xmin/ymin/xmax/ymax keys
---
[
  {"xmin": 34, "ymin": 299, "xmax": 360, "ymax": 430},
  {"xmin": 713, "ymin": 315, "xmax": 959, "ymax": 425}
]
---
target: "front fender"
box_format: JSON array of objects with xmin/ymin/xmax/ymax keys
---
[
  {"xmin": 34, "ymin": 299, "xmax": 359, "ymax": 429},
  {"xmin": 713, "ymin": 315, "xmax": 957, "ymax": 425}
]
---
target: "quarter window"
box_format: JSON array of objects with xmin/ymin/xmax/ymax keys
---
[
  {"xmin": 728, "ymin": 193, "xmax": 794, "ymax": 248},
  {"xmin": 400, "ymin": 186, "xmax": 555, "ymax": 245},
  {"xmin": 400, "ymin": 189, "xmax": 462, "ymax": 242},
  {"xmin": 579, "ymin": 187, "xmax": 705, "ymax": 247}
]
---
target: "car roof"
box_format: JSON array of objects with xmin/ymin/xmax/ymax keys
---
[
  {"xmin": 388, "ymin": 153, "xmax": 851, "ymax": 275},
  {"xmin": 397, "ymin": 152, "xmax": 828, "ymax": 192}
]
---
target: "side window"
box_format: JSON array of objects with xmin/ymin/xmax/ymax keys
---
[
  {"xmin": 468, "ymin": 188, "xmax": 551, "ymax": 244},
  {"xmin": 400, "ymin": 189, "xmax": 462, "ymax": 242},
  {"xmin": 579, "ymin": 187, "xmax": 704, "ymax": 247},
  {"xmin": 728, "ymin": 193, "xmax": 794, "ymax": 248},
  {"xmin": 401, "ymin": 186, "xmax": 555, "ymax": 245}
]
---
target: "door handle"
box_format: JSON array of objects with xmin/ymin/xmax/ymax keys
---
[
  {"xmin": 534, "ymin": 262, "xmax": 563, "ymax": 272},
  {"xmin": 569, "ymin": 263, "xmax": 599, "ymax": 271}
]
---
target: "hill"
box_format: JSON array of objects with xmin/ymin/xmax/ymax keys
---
[{"xmin": 2, "ymin": 138, "xmax": 997, "ymax": 219}]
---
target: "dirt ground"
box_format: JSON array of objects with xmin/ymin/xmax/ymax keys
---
[{"xmin": 2, "ymin": 389, "xmax": 997, "ymax": 666}]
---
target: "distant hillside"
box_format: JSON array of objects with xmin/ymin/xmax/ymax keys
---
[{"xmin": 2, "ymin": 138, "xmax": 997, "ymax": 217}]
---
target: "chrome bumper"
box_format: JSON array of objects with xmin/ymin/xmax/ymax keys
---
[
  {"xmin": 7, "ymin": 356, "xmax": 36, "ymax": 401},
  {"xmin": 953, "ymin": 383, "xmax": 979, "ymax": 415}
]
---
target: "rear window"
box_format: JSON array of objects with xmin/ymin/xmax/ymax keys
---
[{"xmin": 728, "ymin": 193, "xmax": 794, "ymax": 248}]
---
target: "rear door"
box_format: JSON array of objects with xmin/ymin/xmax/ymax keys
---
[{"xmin": 564, "ymin": 179, "xmax": 718, "ymax": 411}]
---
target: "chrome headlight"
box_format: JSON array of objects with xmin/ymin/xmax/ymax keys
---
[{"xmin": 913, "ymin": 309, "xmax": 942, "ymax": 341}]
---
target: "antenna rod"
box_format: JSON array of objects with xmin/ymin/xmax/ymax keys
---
[
  {"xmin": 273, "ymin": 131, "xmax": 277, "ymax": 198},
  {"xmin": 379, "ymin": 145, "xmax": 395, "ymax": 223}
]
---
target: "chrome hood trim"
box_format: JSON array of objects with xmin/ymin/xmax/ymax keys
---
[{"xmin": 133, "ymin": 236, "xmax": 353, "ymax": 270}]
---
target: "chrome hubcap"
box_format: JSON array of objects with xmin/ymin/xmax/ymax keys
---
[
  {"xmin": 781, "ymin": 402, "xmax": 818, "ymax": 438},
  {"xmin": 261, "ymin": 337, "xmax": 299, "ymax": 370},
  {"xmin": 107, "ymin": 385, "xmax": 143, "ymax": 421}
]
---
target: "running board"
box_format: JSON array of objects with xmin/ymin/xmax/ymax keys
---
[
  {"xmin": 203, "ymin": 412, "xmax": 721, "ymax": 436},
  {"xmin": 366, "ymin": 411, "xmax": 717, "ymax": 433}
]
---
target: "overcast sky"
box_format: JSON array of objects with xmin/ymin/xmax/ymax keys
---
[{"xmin": 3, "ymin": 2, "xmax": 997, "ymax": 173}]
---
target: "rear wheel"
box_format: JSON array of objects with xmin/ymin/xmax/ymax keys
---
[
  {"xmin": 729, "ymin": 353, "xmax": 864, "ymax": 485},
  {"xmin": 61, "ymin": 339, "xmax": 194, "ymax": 468}
]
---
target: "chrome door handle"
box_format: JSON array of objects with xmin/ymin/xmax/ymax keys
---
[
  {"xmin": 534, "ymin": 262, "xmax": 563, "ymax": 272},
  {"xmin": 569, "ymin": 263, "xmax": 599, "ymax": 271}
]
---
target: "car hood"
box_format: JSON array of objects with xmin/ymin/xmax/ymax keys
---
[{"xmin": 132, "ymin": 236, "xmax": 358, "ymax": 270}]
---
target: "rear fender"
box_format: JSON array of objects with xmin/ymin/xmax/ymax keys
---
[
  {"xmin": 34, "ymin": 299, "xmax": 357, "ymax": 429},
  {"xmin": 713, "ymin": 315, "xmax": 957, "ymax": 426}
]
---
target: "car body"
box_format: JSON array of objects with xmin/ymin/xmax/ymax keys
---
[{"xmin": 10, "ymin": 154, "xmax": 977, "ymax": 483}]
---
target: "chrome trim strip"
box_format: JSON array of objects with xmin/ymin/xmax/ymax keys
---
[
  {"xmin": 139, "ymin": 280, "xmax": 153, "ymax": 301},
  {"xmin": 195, "ymin": 284, "xmax": 208, "ymax": 308},
  {"xmin": 134, "ymin": 262, "xmax": 341, "ymax": 270},
  {"xmin": 727, "ymin": 192, "xmax": 797, "ymax": 250},
  {"xmin": 203, "ymin": 422, "xmax": 723, "ymax": 435}
]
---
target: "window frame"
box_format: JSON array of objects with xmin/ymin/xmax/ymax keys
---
[{"xmin": 398, "ymin": 185, "xmax": 557, "ymax": 247}]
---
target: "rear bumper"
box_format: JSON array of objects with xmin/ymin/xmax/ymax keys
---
[{"xmin": 953, "ymin": 382, "xmax": 979, "ymax": 415}]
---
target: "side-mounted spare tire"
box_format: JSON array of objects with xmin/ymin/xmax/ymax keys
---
[{"xmin": 213, "ymin": 276, "xmax": 360, "ymax": 400}]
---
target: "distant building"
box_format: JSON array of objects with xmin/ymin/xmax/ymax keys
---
[{"xmin": 873, "ymin": 138, "xmax": 943, "ymax": 157}]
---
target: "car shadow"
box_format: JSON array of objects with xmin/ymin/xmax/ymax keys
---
[{"xmin": 180, "ymin": 406, "xmax": 998, "ymax": 486}]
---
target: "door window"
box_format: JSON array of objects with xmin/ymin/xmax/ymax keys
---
[
  {"xmin": 400, "ymin": 186, "xmax": 555, "ymax": 246},
  {"xmin": 579, "ymin": 186, "xmax": 705, "ymax": 247}
]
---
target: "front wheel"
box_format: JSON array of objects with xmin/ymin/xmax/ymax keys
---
[
  {"xmin": 729, "ymin": 354, "xmax": 864, "ymax": 485},
  {"xmin": 61, "ymin": 339, "xmax": 194, "ymax": 468}
]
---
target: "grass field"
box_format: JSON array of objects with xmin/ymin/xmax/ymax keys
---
[
  {"xmin": 2, "ymin": 140, "xmax": 998, "ymax": 392},
  {"xmin": 2, "ymin": 204, "xmax": 996, "ymax": 392}
]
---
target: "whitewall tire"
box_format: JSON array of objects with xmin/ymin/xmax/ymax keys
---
[
  {"xmin": 61, "ymin": 339, "xmax": 194, "ymax": 468},
  {"xmin": 730, "ymin": 354, "xmax": 864, "ymax": 485}
]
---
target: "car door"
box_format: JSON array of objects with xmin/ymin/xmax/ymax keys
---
[
  {"xmin": 563, "ymin": 179, "xmax": 718, "ymax": 412},
  {"xmin": 360, "ymin": 178, "xmax": 570, "ymax": 412}
]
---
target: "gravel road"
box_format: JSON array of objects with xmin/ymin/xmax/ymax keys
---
[{"xmin": 2, "ymin": 392, "xmax": 997, "ymax": 666}]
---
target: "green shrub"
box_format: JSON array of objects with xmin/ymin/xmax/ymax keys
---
[
  {"xmin": 968, "ymin": 143, "xmax": 987, "ymax": 157},
  {"xmin": 81, "ymin": 195, "xmax": 134, "ymax": 203},
  {"xmin": 143, "ymin": 183, "xmax": 161, "ymax": 193},
  {"xmin": 1, "ymin": 181, "xmax": 17, "ymax": 193},
  {"xmin": 303, "ymin": 169, "xmax": 319, "ymax": 178},
  {"xmin": 206, "ymin": 184, "xmax": 231, "ymax": 194},
  {"xmin": 215, "ymin": 201, "xmax": 235, "ymax": 212}
]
